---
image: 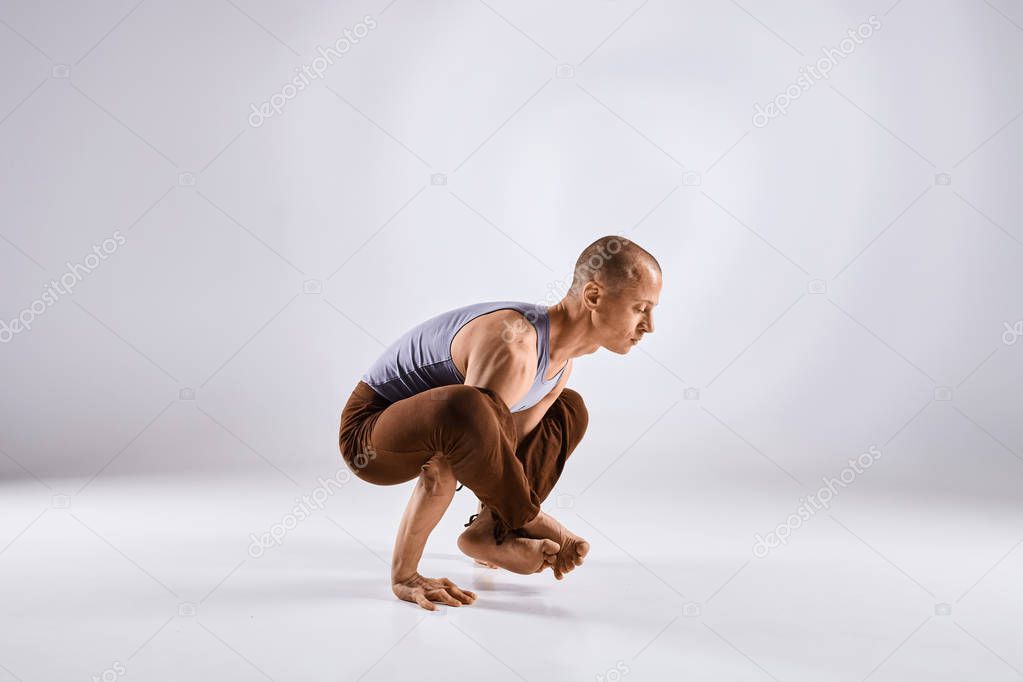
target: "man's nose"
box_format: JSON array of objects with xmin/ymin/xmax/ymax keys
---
[{"xmin": 642, "ymin": 313, "xmax": 654, "ymax": 334}]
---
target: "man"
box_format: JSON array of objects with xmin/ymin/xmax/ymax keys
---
[{"xmin": 338, "ymin": 235, "xmax": 661, "ymax": 610}]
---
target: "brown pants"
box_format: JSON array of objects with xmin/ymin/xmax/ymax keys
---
[{"xmin": 338, "ymin": 380, "xmax": 588, "ymax": 543}]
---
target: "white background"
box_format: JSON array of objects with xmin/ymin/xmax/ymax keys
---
[{"xmin": 1, "ymin": 1, "xmax": 1022, "ymax": 680}]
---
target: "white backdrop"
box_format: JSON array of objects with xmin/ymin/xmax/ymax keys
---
[
  {"xmin": 3, "ymin": 0, "xmax": 1021, "ymax": 487},
  {"xmin": 2, "ymin": 1, "xmax": 1022, "ymax": 680}
]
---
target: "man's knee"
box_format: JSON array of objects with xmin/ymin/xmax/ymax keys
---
[
  {"xmin": 420, "ymin": 452, "xmax": 456, "ymax": 497},
  {"xmin": 434, "ymin": 385, "xmax": 504, "ymax": 439},
  {"xmin": 444, "ymin": 384, "xmax": 494, "ymax": 412}
]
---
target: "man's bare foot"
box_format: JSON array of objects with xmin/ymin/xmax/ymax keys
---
[
  {"xmin": 468, "ymin": 502, "xmax": 498, "ymax": 569},
  {"xmin": 457, "ymin": 509, "xmax": 560, "ymax": 575},
  {"xmin": 520, "ymin": 511, "xmax": 589, "ymax": 580}
]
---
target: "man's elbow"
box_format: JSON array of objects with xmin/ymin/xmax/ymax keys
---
[{"xmin": 512, "ymin": 398, "xmax": 552, "ymax": 440}]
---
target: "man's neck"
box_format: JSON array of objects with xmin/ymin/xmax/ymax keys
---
[{"xmin": 546, "ymin": 298, "xmax": 601, "ymax": 370}]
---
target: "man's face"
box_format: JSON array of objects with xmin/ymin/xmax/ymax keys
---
[{"xmin": 592, "ymin": 266, "xmax": 662, "ymax": 354}]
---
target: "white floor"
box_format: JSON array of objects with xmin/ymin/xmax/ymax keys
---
[{"xmin": 1, "ymin": 472, "xmax": 1021, "ymax": 682}]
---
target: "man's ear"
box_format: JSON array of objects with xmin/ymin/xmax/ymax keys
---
[{"xmin": 582, "ymin": 281, "xmax": 602, "ymax": 309}]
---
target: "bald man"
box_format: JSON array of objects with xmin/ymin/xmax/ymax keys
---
[{"xmin": 338, "ymin": 235, "xmax": 661, "ymax": 610}]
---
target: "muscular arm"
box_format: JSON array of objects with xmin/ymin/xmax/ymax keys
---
[
  {"xmin": 460, "ymin": 320, "xmax": 536, "ymax": 411},
  {"xmin": 459, "ymin": 313, "xmax": 574, "ymax": 440},
  {"xmin": 511, "ymin": 358, "xmax": 573, "ymax": 440}
]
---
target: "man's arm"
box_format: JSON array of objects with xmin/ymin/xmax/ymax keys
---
[
  {"xmin": 460, "ymin": 320, "xmax": 536, "ymax": 411},
  {"xmin": 511, "ymin": 358, "xmax": 573, "ymax": 440},
  {"xmin": 387, "ymin": 316, "xmax": 537, "ymax": 610}
]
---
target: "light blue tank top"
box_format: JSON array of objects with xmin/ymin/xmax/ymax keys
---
[{"xmin": 361, "ymin": 300, "xmax": 566, "ymax": 413}]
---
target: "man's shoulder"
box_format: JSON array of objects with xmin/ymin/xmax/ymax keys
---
[
  {"xmin": 466, "ymin": 307, "xmax": 537, "ymax": 347},
  {"xmin": 451, "ymin": 306, "xmax": 538, "ymax": 377}
]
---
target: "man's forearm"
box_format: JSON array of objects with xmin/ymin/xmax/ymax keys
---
[
  {"xmin": 391, "ymin": 486, "xmax": 434, "ymax": 582},
  {"xmin": 391, "ymin": 456, "xmax": 454, "ymax": 582},
  {"xmin": 511, "ymin": 396, "xmax": 556, "ymax": 441},
  {"xmin": 510, "ymin": 359, "xmax": 574, "ymax": 440}
]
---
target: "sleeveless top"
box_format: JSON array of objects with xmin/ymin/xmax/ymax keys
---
[{"xmin": 361, "ymin": 300, "xmax": 567, "ymax": 413}]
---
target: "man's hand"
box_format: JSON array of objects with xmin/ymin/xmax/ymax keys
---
[{"xmin": 392, "ymin": 572, "xmax": 477, "ymax": 611}]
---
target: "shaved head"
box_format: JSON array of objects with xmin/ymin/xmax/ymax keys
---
[{"xmin": 569, "ymin": 235, "xmax": 661, "ymax": 297}]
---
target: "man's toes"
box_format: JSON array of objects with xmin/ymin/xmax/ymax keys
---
[
  {"xmin": 571, "ymin": 541, "xmax": 589, "ymax": 566},
  {"xmin": 539, "ymin": 539, "xmax": 560, "ymax": 555}
]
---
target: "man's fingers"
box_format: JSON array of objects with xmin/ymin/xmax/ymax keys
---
[
  {"xmin": 427, "ymin": 589, "xmax": 462, "ymax": 607},
  {"xmin": 412, "ymin": 591, "xmax": 437, "ymax": 611},
  {"xmin": 438, "ymin": 578, "xmax": 476, "ymax": 604}
]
